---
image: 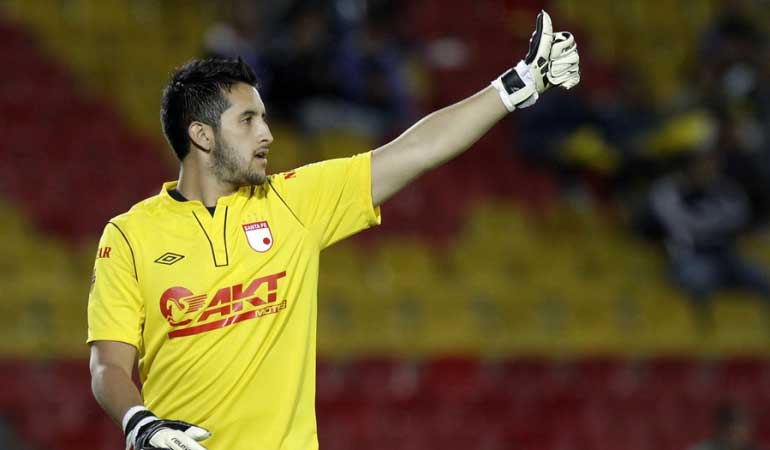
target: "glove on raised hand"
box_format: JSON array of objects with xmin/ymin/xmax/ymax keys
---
[
  {"xmin": 491, "ymin": 10, "xmax": 554, "ymax": 111},
  {"xmin": 491, "ymin": 10, "xmax": 581, "ymax": 111}
]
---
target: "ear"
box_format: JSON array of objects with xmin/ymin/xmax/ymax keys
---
[{"xmin": 188, "ymin": 121, "xmax": 214, "ymax": 152}]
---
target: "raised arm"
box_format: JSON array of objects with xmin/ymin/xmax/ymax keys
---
[
  {"xmin": 371, "ymin": 86, "xmax": 506, "ymax": 206},
  {"xmin": 371, "ymin": 11, "xmax": 580, "ymax": 207}
]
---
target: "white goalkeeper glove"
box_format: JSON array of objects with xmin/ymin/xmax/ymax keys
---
[
  {"xmin": 491, "ymin": 10, "xmax": 553, "ymax": 111},
  {"xmin": 548, "ymin": 31, "xmax": 580, "ymax": 89},
  {"xmin": 491, "ymin": 10, "xmax": 580, "ymax": 112},
  {"xmin": 123, "ymin": 406, "xmax": 211, "ymax": 450}
]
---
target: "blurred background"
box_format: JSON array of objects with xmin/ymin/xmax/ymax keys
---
[{"xmin": 1, "ymin": 0, "xmax": 770, "ymax": 449}]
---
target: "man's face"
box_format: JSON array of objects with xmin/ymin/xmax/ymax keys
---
[{"xmin": 209, "ymin": 83, "xmax": 273, "ymax": 186}]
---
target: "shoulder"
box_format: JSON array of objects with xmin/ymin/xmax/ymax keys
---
[
  {"xmin": 267, "ymin": 154, "xmax": 371, "ymax": 189},
  {"xmin": 105, "ymin": 190, "xmax": 168, "ymax": 234},
  {"xmin": 266, "ymin": 169, "xmax": 300, "ymax": 189},
  {"xmin": 265, "ymin": 163, "xmax": 325, "ymax": 196}
]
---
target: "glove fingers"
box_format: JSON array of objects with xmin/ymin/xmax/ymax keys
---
[
  {"xmin": 546, "ymin": 27, "xmax": 581, "ymax": 90},
  {"xmin": 548, "ymin": 28, "xmax": 579, "ymax": 88},
  {"xmin": 561, "ymin": 74, "xmax": 581, "ymax": 89},
  {"xmin": 549, "ymin": 58, "xmax": 579, "ymax": 87},
  {"xmin": 150, "ymin": 429, "xmax": 209, "ymax": 450},
  {"xmin": 551, "ymin": 32, "xmax": 576, "ymax": 56},
  {"xmin": 551, "ymin": 41, "xmax": 576, "ymax": 59},
  {"xmin": 553, "ymin": 49, "xmax": 579, "ymax": 64},
  {"xmin": 550, "ymin": 52, "xmax": 579, "ymax": 77},
  {"xmin": 179, "ymin": 436, "xmax": 208, "ymax": 450},
  {"xmin": 550, "ymin": 60, "xmax": 580, "ymax": 86},
  {"xmin": 550, "ymin": 69, "xmax": 580, "ymax": 86},
  {"xmin": 556, "ymin": 70, "xmax": 581, "ymax": 89},
  {"xmin": 184, "ymin": 426, "xmax": 212, "ymax": 441},
  {"xmin": 551, "ymin": 52, "xmax": 579, "ymax": 69}
]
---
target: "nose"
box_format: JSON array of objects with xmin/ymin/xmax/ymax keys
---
[{"xmin": 260, "ymin": 122, "xmax": 274, "ymax": 146}]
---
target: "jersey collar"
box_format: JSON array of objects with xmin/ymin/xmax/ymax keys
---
[{"xmin": 159, "ymin": 181, "xmax": 254, "ymax": 212}]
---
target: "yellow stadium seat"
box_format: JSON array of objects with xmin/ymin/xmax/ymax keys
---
[{"xmin": 709, "ymin": 294, "xmax": 770, "ymax": 356}]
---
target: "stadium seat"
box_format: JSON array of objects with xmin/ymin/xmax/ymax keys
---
[
  {"xmin": 347, "ymin": 357, "xmax": 422, "ymax": 406},
  {"xmin": 421, "ymin": 357, "xmax": 485, "ymax": 403}
]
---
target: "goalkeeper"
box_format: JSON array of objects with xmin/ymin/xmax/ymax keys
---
[{"xmin": 88, "ymin": 10, "xmax": 579, "ymax": 450}]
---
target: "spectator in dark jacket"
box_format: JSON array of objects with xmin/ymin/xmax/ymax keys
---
[{"xmin": 650, "ymin": 150, "xmax": 770, "ymax": 329}]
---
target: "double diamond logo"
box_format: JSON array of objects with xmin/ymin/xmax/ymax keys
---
[{"xmin": 154, "ymin": 252, "xmax": 185, "ymax": 265}]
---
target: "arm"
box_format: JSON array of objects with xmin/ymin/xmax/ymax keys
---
[
  {"xmin": 90, "ymin": 340, "xmax": 211, "ymax": 450},
  {"xmin": 89, "ymin": 340, "xmax": 143, "ymax": 426},
  {"xmin": 371, "ymin": 86, "xmax": 507, "ymax": 206},
  {"xmin": 370, "ymin": 11, "xmax": 580, "ymax": 207}
]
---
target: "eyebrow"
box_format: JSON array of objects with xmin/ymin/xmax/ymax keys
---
[{"xmin": 239, "ymin": 109, "xmax": 267, "ymax": 118}]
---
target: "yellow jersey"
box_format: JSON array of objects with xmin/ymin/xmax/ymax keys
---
[{"xmin": 87, "ymin": 153, "xmax": 380, "ymax": 450}]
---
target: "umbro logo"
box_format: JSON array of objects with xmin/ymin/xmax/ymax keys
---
[{"xmin": 154, "ymin": 252, "xmax": 185, "ymax": 265}]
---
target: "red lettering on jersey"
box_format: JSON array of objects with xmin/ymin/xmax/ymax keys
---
[
  {"xmin": 97, "ymin": 247, "xmax": 112, "ymax": 259},
  {"xmin": 233, "ymin": 278, "xmax": 265, "ymax": 306},
  {"xmin": 284, "ymin": 171, "xmax": 296, "ymax": 179},
  {"xmin": 199, "ymin": 287, "xmax": 231, "ymax": 322},
  {"xmin": 161, "ymin": 271, "xmax": 288, "ymax": 339}
]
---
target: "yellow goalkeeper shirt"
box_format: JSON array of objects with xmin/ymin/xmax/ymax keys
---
[{"xmin": 87, "ymin": 153, "xmax": 380, "ymax": 450}]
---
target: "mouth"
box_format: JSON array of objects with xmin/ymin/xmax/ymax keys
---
[{"xmin": 254, "ymin": 148, "xmax": 269, "ymax": 161}]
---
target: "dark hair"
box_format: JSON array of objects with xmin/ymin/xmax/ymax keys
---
[{"xmin": 160, "ymin": 57, "xmax": 258, "ymax": 160}]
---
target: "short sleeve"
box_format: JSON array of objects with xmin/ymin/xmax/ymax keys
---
[
  {"xmin": 87, "ymin": 222, "xmax": 144, "ymax": 348},
  {"xmin": 270, "ymin": 152, "xmax": 381, "ymax": 249}
]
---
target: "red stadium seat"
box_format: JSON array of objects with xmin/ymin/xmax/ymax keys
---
[
  {"xmin": 568, "ymin": 357, "xmax": 634, "ymax": 400},
  {"xmin": 422, "ymin": 357, "xmax": 485, "ymax": 404},
  {"xmin": 316, "ymin": 360, "xmax": 350, "ymax": 408},
  {"xmin": 499, "ymin": 358, "xmax": 555, "ymax": 400},
  {"xmin": 347, "ymin": 357, "xmax": 422, "ymax": 406},
  {"xmin": 714, "ymin": 357, "xmax": 770, "ymax": 401}
]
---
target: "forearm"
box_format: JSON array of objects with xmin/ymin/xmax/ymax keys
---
[
  {"xmin": 371, "ymin": 86, "xmax": 507, "ymax": 205},
  {"xmin": 402, "ymin": 86, "xmax": 507, "ymax": 169},
  {"xmin": 370, "ymin": 11, "xmax": 580, "ymax": 206},
  {"xmin": 91, "ymin": 363, "xmax": 144, "ymax": 426}
]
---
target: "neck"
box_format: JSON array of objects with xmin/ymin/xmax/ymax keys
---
[{"xmin": 176, "ymin": 160, "xmax": 238, "ymax": 208}]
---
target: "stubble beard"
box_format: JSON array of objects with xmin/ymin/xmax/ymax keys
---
[{"xmin": 210, "ymin": 133, "xmax": 266, "ymax": 187}]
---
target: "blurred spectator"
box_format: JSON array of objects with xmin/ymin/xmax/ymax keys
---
[
  {"xmin": 698, "ymin": 0, "xmax": 769, "ymax": 122},
  {"xmin": 689, "ymin": 404, "xmax": 763, "ymax": 450},
  {"xmin": 517, "ymin": 63, "xmax": 659, "ymax": 200},
  {"xmin": 203, "ymin": 0, "xmax": 278, "ymax": 75},
  {"xmin": 204, "ymin": 0, "xmax": 415, "ymax": 138},
  {"xmin": 697, "ymin": 1, "xmax": 770, "ymax": 222},
  {"xmin": 330, "ymin": 0, "xmax": 414, "ymax": 134},
  {"xmin": 649, "ymin": 149, "xmax": 770, "ymax": 328},
  {"xmin": 260, "ymin": 2, "xmax": 342, "ymax": 122}
]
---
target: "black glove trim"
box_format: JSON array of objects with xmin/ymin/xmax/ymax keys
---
[
  {"xmin": 500, "ymin": 69, "xmax": 526, "ymax": 95},
  {"xmin": 525, "ymin": 11, "xmax": 545, "ymax": 64},
  {"xmin": 135, "ymin": 419, "xmax": 196, "ymax": 449},
  {"xmin": 125, "ymin": 409, "xmax": 156, "ymax": 437}
]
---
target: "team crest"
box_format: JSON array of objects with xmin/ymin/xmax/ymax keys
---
[{"xmin": 243, "ymin": 221, "xmax": 273, "ymax": 252}]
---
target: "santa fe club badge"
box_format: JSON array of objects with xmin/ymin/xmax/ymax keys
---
[{"xmin": 243, "ymin": 221, "xmax": 273, "ymax": 252}]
